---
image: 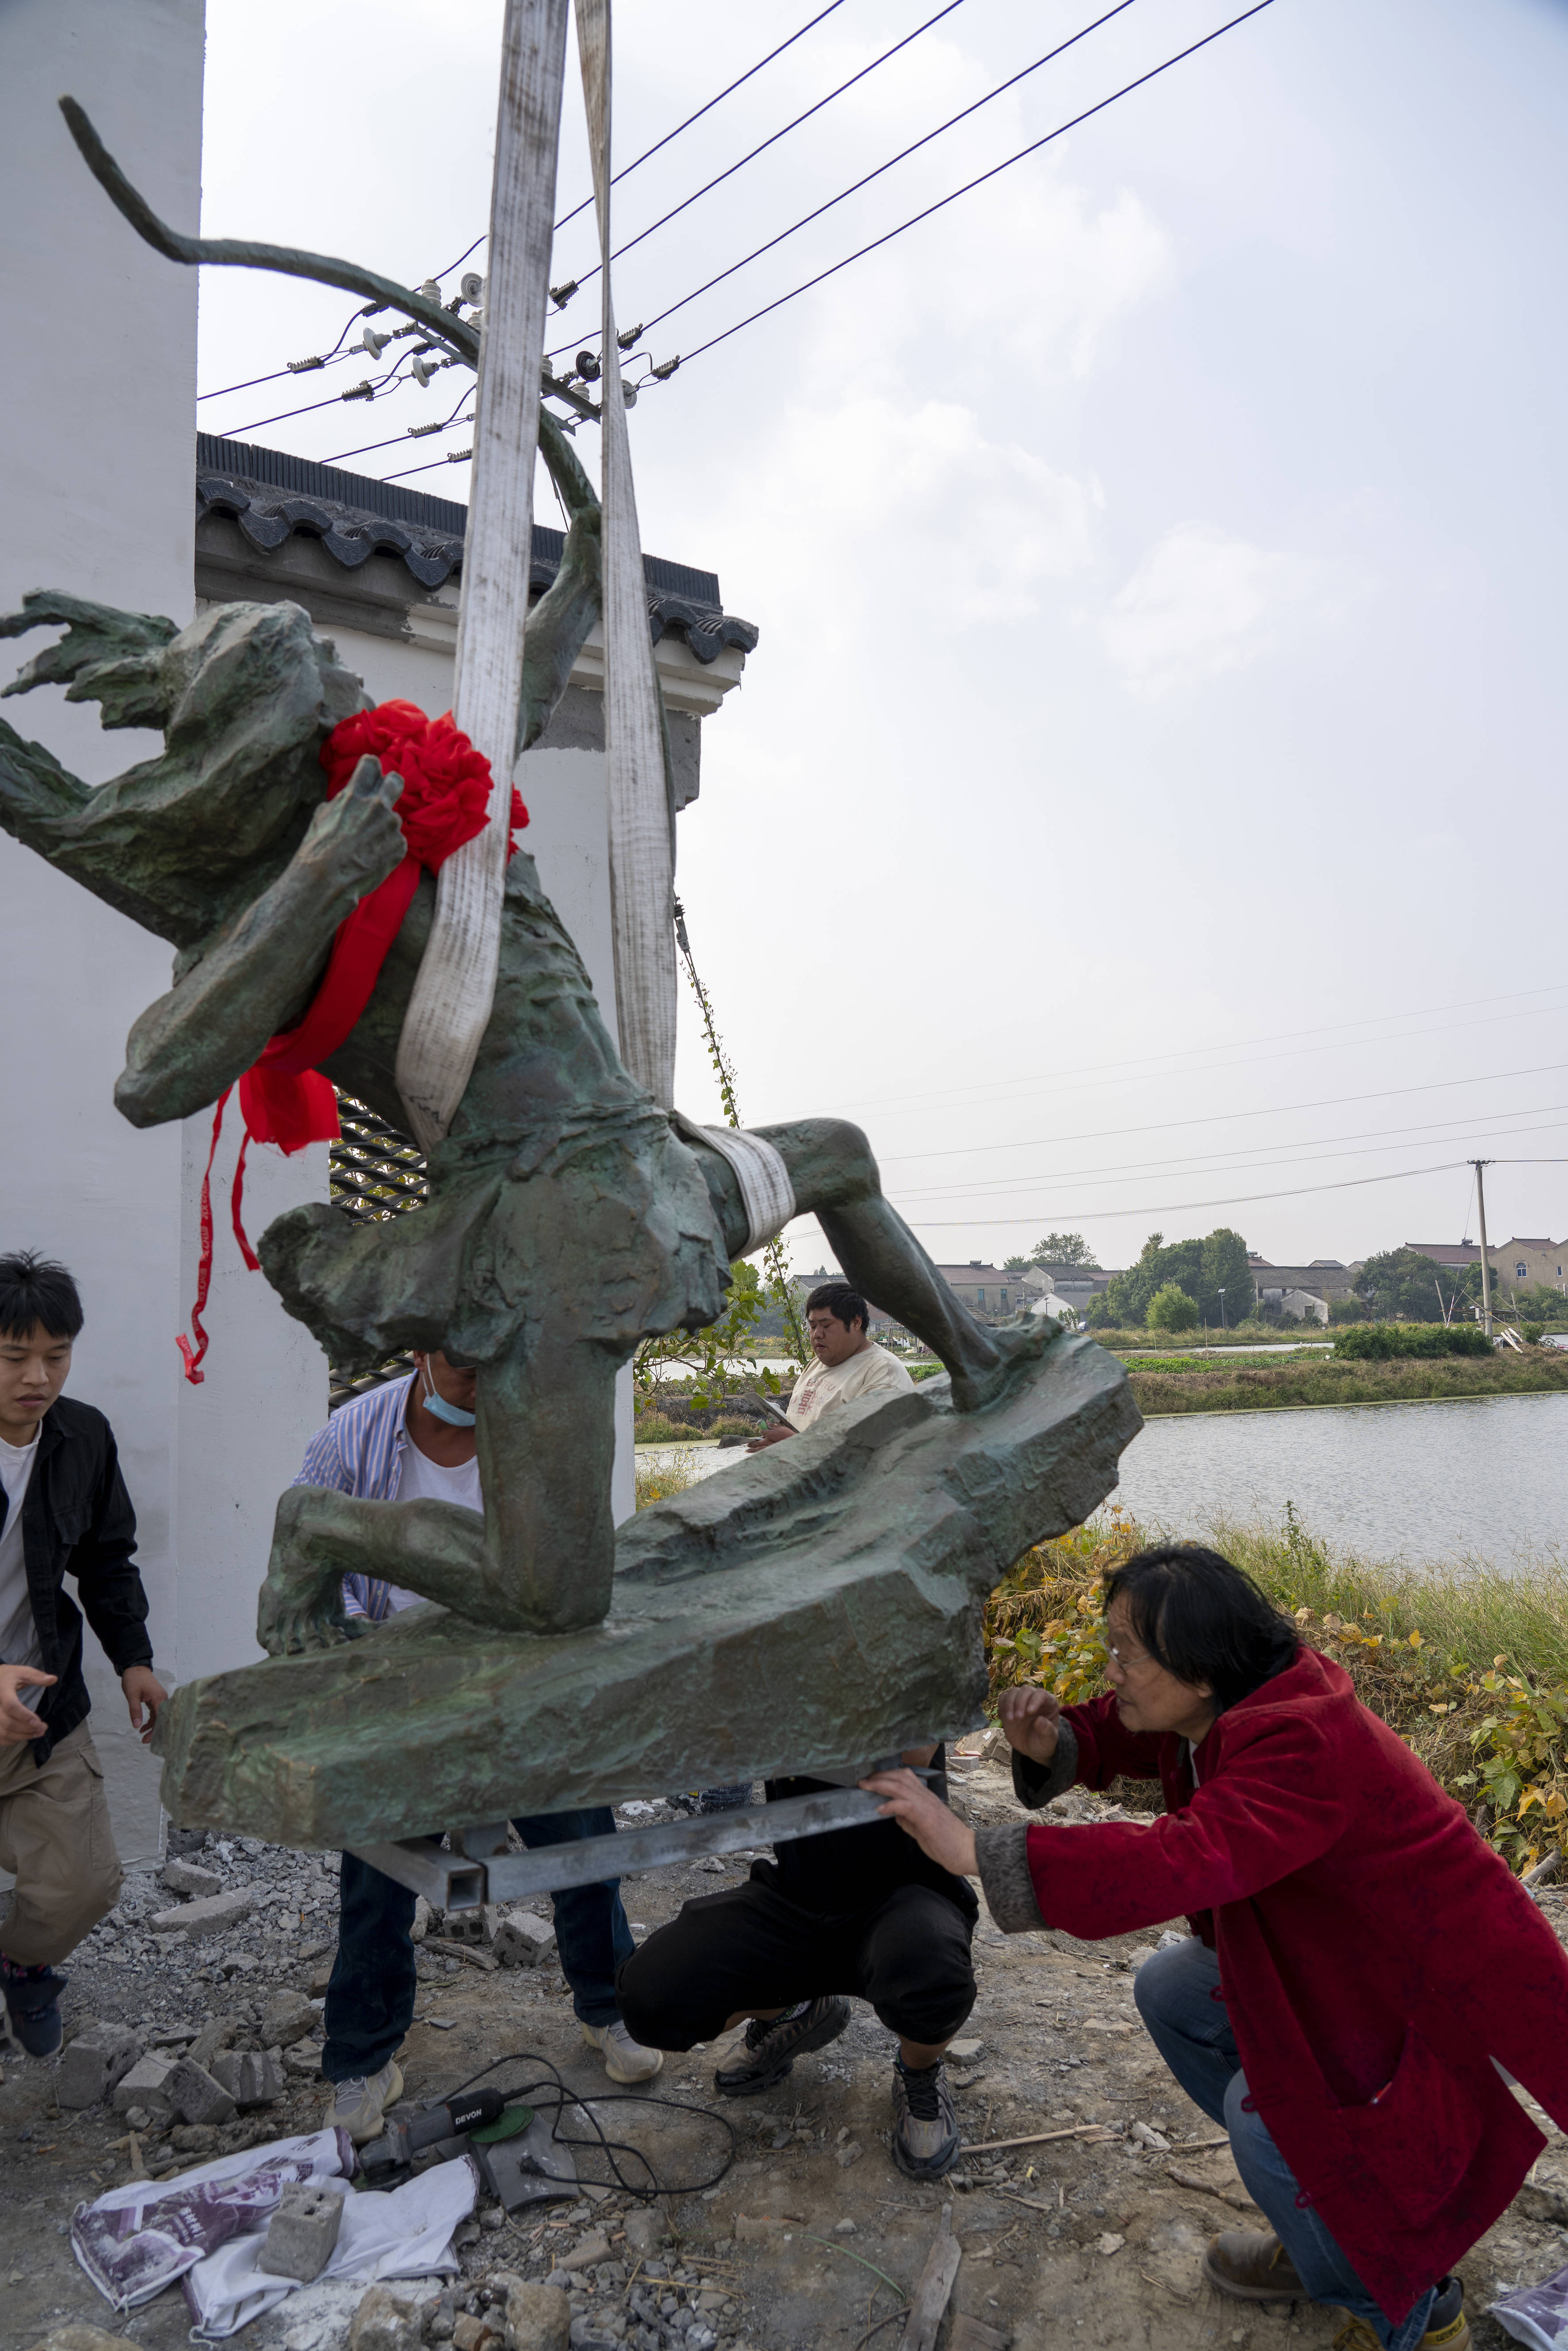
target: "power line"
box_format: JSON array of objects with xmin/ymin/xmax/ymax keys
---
[
  {"xmin": 561, "ymin": 0, "xmax": 978, "ymax": 296},
  {"xmin": 909, "ymin": 1157, "xmax": 1476, "ymax": 1230},
  {"xmin": 226, "ymin": 362, "xmax": 414, "ymax": 440},
  {"xmin": 666, "ymin": 0, "xmax": 1279, "ymax": 372},
  {"xmin": 322, "ymin": 387, "xmax": 473, "ymax": 466},
  {"xmin": 879, "ymin": 1061, "xmax": 1568, "ymax": 1168},
  {"xmin": 828, "ymin": 984, "xmax": 1568, "ymax": 1123},
  {"xmin": 549, "ymin": 0, "xmax": 1148, "ymax": 360},
  {"xmin": 553, "ymin": 0, "xmax": 850, "ymax": 235},
  {"xmin": 890, "ymin": 1104, "xmax": 1568, "ymax": 1204}
]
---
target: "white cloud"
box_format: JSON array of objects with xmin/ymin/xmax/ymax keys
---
[{"xmin": 1101, "ymin": 522, "xmax": 1334, "ymax": 697}]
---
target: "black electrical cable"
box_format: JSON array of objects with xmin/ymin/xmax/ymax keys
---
[
  {"xmin": 198, "ymin": 346, "xmax": 361, "ymax": 404},
  {"xmin": 553, "ymin": 0, "xmax": 850, "ymax": 234},
  {"xmin": 640, "ymin": 0, "xmax": 1278, "ymax": 372},
  {"xmin": 437, "ymin": 2049, "xmax": 737, "ymax": 2199},
  {"xmin": 561, "ymin": 0, "xmax": 974, "ymax": 295},
  {"xmin": 549, "ymin": 0, "xmax": 1150, "ymax": 360},
  {"xmin": 226, "ymin": 361, "xmax": 413, "ymax": 440},
  {"xmin": 323, "ymin": 387, "xmax": 474, "ymax": 466},
  {"xmin": 380, "ymin": 447, "xmax": 477, "ymax": 482}
]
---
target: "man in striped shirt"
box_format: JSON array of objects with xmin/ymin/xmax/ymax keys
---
[{"xmin": 297, "ymin": 1350, "xmax": 662, "ymax": 2142}]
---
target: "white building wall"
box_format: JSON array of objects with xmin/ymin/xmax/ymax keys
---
[{"xmin": 2, "ymin": 0, "xmax": 208, "ymax": 1866}]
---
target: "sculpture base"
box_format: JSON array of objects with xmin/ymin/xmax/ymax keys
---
[{"xmin": 156, "ymin": 1336, "xmax": 1140, "ymax": 1849}]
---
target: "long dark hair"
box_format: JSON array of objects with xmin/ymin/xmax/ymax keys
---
[{"xmin": 1102, "ymin": 1544, "xmax": 1298, "ymax": 1711}]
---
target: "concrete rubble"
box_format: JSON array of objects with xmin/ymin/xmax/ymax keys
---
[{"xmin": 4, "ymin": 1784, "xmax": 1568, "ymax": 2351}]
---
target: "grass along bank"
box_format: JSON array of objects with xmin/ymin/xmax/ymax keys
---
[
  {"xmin": 988, "ymin": 1505, "xmax": 1568, "ymax": 1873},
  {"xmin": 1122, "ymin": 1346, "xmax": 1568, "ymax": 1416}
]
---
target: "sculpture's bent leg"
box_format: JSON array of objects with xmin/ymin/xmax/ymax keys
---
[
  {"xmin": 259, "ymin": 1481, "xmax": 517, "ymax": 1655},
  {"xmin": 475, "ymin": 1320, "xmax": 622, "ymax": 1632},
  {"xmin": 708, "ymin": 1117, "xmax": 1056, "ymax": 1410}
]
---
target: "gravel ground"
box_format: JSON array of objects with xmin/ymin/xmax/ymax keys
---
[{"xmin": 7, "ymin": 1765, "xmax": 1568, "ymax": 2351}]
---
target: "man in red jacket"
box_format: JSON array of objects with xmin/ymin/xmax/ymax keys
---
[{"xmin": 865, "ymin": 1544, "xmax": 1568, "ymax": 2351}]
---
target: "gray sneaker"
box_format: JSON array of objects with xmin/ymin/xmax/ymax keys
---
[
  {"xmin": 330, "ymin": 2057, "xmax": 404, "ymax": 2144},
  {"xmin": 891, "ymin": 2057, "xmax": 959, "ymax": 2179},
  {"xmin": 713, "ymin": 1996, "xmax": 851, "ymax": 2097}
]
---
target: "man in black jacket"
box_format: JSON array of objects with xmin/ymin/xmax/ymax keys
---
[{"xmin": 0, "ymin": 1252, "xmax": 166, "ymax": 2056}]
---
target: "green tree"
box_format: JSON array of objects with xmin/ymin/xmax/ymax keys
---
[
  {"xmin": 1147, "ymin": 1281, "xmax": 1200, "ymax": 1332},
  {"xmin": 1003, "ymin": 1254, "xmax": 1030, "ymax": 1271},
  {"xmin": 1360, "ymin": 1247, "xmax": 1482, "ymax": 1322},
  {"xmin": 1028, "ymin": 1231, "xmax": 1099, "ymax": 1268},
  {"xmin": 1198, "ymin": 1228, "xmax": 1251, "ymax": 1328},
  {"xmin": 1100, "ymin": 1227, "xmax": 1250, "ymax": 1328}
]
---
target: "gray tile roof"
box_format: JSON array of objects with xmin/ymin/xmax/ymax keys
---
[{"xmin": 195, "ymin": 434, "xmax": 759, "ymax": 665}]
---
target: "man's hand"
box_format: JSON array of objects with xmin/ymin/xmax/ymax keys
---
[
  {"xmin": 997, "ymin": 1684, "xmax": 1062, "ymax": 1765},
  {"xmin": 0, "ymin": 1666, "xmax": 57, "ymax": 1745},
  {"xmin": 745, "ymin": 1424, "xmax": 797, "ymax": 1453},
  {"xmin": 860, "ymin": 1767, "xmax": 978, "ymax": 1878},
  {"xmin": 122, "ymin": 1665, "xmax": 168, "ymax": 1744}
]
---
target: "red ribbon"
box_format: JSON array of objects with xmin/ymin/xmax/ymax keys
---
[{"xmin": 176, "ymin": 703, "xmax": 527, "ymax": 1381}]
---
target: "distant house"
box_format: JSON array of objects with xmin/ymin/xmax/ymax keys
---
[
  {"xmin": 1407, "ymin": 1239, "xmax": 1568, "ymax": 1296},
  {"xmin": 1246, "ymin": 1255, "xmax": 1362, "ymax": 1312}
]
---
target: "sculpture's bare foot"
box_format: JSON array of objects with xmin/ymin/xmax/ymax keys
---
[
  {"xmin": 259, "ymin": 1493, "xmax": 367, "ymax": 1656},
  {"xmin": 948, "ymin": 1309, "xmax": 1065, "ymax": 1412}
]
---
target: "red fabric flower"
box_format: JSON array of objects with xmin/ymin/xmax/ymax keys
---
[{"xmin": 320, "ymin": 701, "xmax": 527, "ymax": 865}]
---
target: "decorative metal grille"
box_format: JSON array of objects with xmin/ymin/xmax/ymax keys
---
[{"xmin": 326, "ymin": 1094, "xmax": 427, "ymax": 1407}]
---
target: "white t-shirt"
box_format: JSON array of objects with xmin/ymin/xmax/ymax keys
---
[
  {"xmin": 0, "ymin": 1428, "xmax": 43, "ymax": 1669},
  {"xmin": 381, "ymin": 1438, "xmax": 483, "ymax": 1613},
  {"xmin": 788, "ymin": 1342, "xmax": 916, "ymax": 1431}
]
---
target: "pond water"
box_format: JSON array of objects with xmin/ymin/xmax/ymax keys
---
[
  {"xmin": 1113, "ymin": 1391, "xmax": 1568, "ymax": 1570},
  {"xmin": 640, "ymin": 1391, "xmax": 1568, "ymax": 1571}
]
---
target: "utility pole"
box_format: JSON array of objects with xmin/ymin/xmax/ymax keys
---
[{"xmin": 1473, "ymin": 1160, "xmax": 1494, "ymax": 1339}]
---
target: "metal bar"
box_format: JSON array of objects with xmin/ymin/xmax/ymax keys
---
[{"xmin": 347, "ymin": 1778, "xmax": 935, "ymax": 1908}]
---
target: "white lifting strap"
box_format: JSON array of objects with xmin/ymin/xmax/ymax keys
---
[
  {"xmin": 393, "ymin": 0, "xmax": 569, "ymax": 1153},
  {"xmin": 576, "ymin": 0, "xmax": 679, "ymax": 1110},
  {"xmin": 678, "ymin": 1119, "xmax": 797, "ymax": 1255}
]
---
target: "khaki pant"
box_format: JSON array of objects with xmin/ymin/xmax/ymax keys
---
[{"xmin": 0, "ymin": 1720, "xmax": 123, "ymax": 1968}]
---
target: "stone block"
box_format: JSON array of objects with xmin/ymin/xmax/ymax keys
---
[
  {"xmin": 349, "ymin": 2284, "xmax": 426, "ymax": 2351},
  {"xmin": 258, "ymin": 2180, "xmax": 344, "ymax": 2282},
  {"xmin": 493, "ymin": 1910, "xmax": 556, "ymax": 1970},
  {"xmin": 283, "ymin": 2035, "xmax": 323, "ymax": 2077},
  {"xmin": 164, "ymin": 2056, "xmax": 238, "ymax": 2125},
  {"xmin": 111, "ymin": 2054, "xmax": 175, "ymax": 2116},
  {"xmin": 211, "ymin": 2047, "xmax": 286, "ymax": 2107},
  {"xmin": 411, "ymin": 1895, "xmax": 433, "ymax": 1944},
  {"xmin": 564, "ymin": 2232, "xmax": 610, "ymax": 2270},
  {"xmin": 261, "ymin": 1992, "xmax": 317, "ymax": 2048},
  {"xmin": 57, "ymin": 2024, "xmax": 141, "ymax": 2109},
  {"xmin": 160, "ymin": 1858, "xmax": 222, "ymax": 1899},
  {"xmin": 149, "ymin": 1888, "xmax": 255, "ymax": 1942},
  {"xmin": 621, "ymin": 2209, "xmax": 665, "ymax": 2257},
  {"xmin": 187, "ymin": 2016, "xmax": 239, "ymax": 2070},
  {"xmin": 503, "ymin": 2282, "xmax": 572, "ymax": 2351}
]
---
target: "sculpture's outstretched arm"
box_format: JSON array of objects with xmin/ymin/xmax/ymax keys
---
[
  {"xmin": 59, "ymin": 100, "xmax": 477, "ymax": 368},
  {"xmin": 0, "ymin": 591, "xmax": 178, "ymax": 731},
  {"xmin": 116, "ymin": 755, "xmax": 406, "ymax": 1128},
  {"xmin": 519, "ymin": 415, "xmax": 604, "ymax": 758}
]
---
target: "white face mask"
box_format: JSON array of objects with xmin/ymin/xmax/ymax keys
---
[{"xmin": 422, "ymin": 1365, "xmax": 476, "ymax": 1427}]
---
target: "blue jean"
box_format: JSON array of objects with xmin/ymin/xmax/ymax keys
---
[
  {"xmin": 322, "ymin": 1808, "xmax": 635, "ymax": 2083},
  {"xmin": 1133, "ymin": 1937, "xmax": 1437, "ymax": 2351}
]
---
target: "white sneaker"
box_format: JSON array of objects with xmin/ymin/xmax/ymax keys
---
[
  {"xmin": 582, "ymin": 2019, "xmax": 663, "ymax": 2084},
  {"xmin": 330, "ymin": 2057, "xmax": 404, "ymax": 2143}
]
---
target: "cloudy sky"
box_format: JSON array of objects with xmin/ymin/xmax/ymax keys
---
[{"xmin": 196, "ymin": 0, "xmax": 1568, "ymax": 1280}]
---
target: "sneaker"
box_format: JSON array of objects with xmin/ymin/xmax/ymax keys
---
[
  {"xmin": 891, "ymin": 2057, "xmax": 960, "ymax": 2179},
  {"xmin": 1203, "ymin": 2230, "xmax": 1305, "ymax": 2303},
  {"xmin": 330, "ymin": 2057, "xmax": 404, "ymax": 2144},
  {"xmin": 713, "ymin": 1996, "xmax": 851, "ymax": 2097},
  {"xmin": 583, "ymin": 2019, "xmax": 664, "ymax": 2085},
  {"xmin": 1332, "ymin": 2277, "xmax": 1469, "ymax": 2351},
  {"xmin": 1, "ymin": 1957, "xmax": 67, "ymax": 2057}
]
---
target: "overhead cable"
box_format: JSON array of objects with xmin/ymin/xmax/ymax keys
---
[
  {"xmin": 557, "ymin": 0, "xmax": 977, "ymax": 297},
  {"xmin": 225, "ymin": 361, "xmax": 411, "ymax": 440},
  {"xmin": 910, "ymin": 1158, "xmax": 1478, "ymax": 1230},
  {"xmin": 663, "ymin": 0, "xmax": 1279, "ymax": 371},
  {"xmin": 878, "ymin": 1060, "xmax": 1568, "ymax": 1168},
  {"xmin": 553, "ymin": 0, "xmax": 850, "ymax": 234}
]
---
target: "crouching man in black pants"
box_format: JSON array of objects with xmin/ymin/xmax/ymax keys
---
[{"xmin": 615, "ymin": 1744, "xmax": 975, "ymax": 2179}]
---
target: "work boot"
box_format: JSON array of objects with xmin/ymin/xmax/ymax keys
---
[
  {"xmin": 582, "ymin": 2019, "xmax": 664, "ymax": 2084},
  {"xmin": 1, "ymin": 1956, "xmax": 67, "ymax": 2057},
  {"xmin": 1203, "ymin": 2230, "xmax": 1305, "ymax": 2302},
  {"xmin": 891, "ymin": 2057, "xmax": 960, "ymax": 2179},
  {"xmin": 713, "ymin": 1996, "xmax": 851, "ymax": 2096},
  {"xmin": 1332, "ymin": 2277, "xmax": 1469, "ymax": 2351},
  {"xmin": 330, "ymin": 2057, "xmax": 404, "ymax": 2144}
]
